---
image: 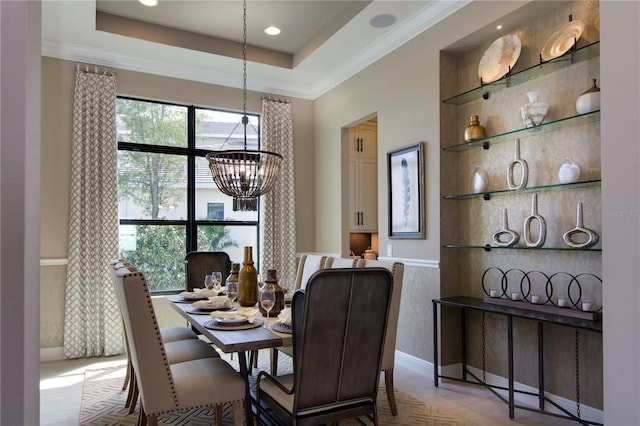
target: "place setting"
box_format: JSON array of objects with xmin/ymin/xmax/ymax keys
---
[
  {"xmin": 271, "ymin": 307, "xmax": 293, "ymax": 334},
  {"xmin": 166, "ymin": 272, "xmax": 225, "ymax": 303},
  {"xmin": 203, "ymin": 280, "xmax": 263, "ymax": 330}
]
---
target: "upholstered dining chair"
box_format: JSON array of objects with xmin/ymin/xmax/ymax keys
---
[
  {"xmin": 270, "ymin": 256, "xmax": 405, "ymax": 417},
  {"xmin": 110, "ymin": 261, "xmax": 222, "ymax": 415},
  {"xmin": 257, "ymin": 268, "xmax": 393, "ymax": 425},
  {"xmin": 357, "ymin": 258, "xmax": 405, "ymax": 417},
  {"xmin": 110, "ymin": 260, "xmax": 201, "ymax": 378},
  {"xmin": 269, "ymin": 253, "xmax": 329, "ymax": 374},
  {"xmin": 113, "ymin": 268, "xmax": 246, "ymax": 426},
  {"xmin": 185, "ymin": 251, "xmax": 232, "ymax": 291}
]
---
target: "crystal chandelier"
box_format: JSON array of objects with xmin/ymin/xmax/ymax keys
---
[{"xmin": 206, "ymin": 0, "xmax": 282, "ymax": 211}]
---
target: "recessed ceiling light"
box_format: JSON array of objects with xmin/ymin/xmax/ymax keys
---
[
  {"xmin": 369, "ymin": 14, "xmax": 396, "ymax": 28},
  {"xmin": 139, "ymin": 0, "xmax": 158, "ymax": 6},
  {"xmin": 496, "ymin": 25, "xmax": 503, "ymax": 30},
  {"xmin": 264, "ymin": 26, "xmax": 281, "ymax": 36}
]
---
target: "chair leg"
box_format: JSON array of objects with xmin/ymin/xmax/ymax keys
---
[
  {"xmin": 125, "ymin": 369, "xmax": 135, "ymax": 408},
  {"xmin": 122, "ymin": 360, "xmax": 132, "ymax": 391},
  {"xmin": 214, "ymin": 405, "xmax": 223, "ymax": 425},
  {"xmin": 384, "ymin": 368, "xmax": 398, "ymax": 416},
  {"xmin": 129, "ymin": 378, "xmax": 139, "ymax": 414},
  {"xmin": 270, "ymin": 347, "xmax": 279, "ymax": 376},
  {"xmin": 233, "ymin": 400, "xmax": 243, "ymax": 426},
  {"xmin": 138, "ymin": 405, "xmax": 147, "ymax": 426}
]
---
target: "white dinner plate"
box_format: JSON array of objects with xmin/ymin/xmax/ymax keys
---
[
  {"xmin": 541, "ymin": 20, "xmax": 585, "ymax": 61},
  {"xmin": 211, "ymin": 313, "xmax": 248, "ymax": 326},
  {"xmin": 477, "ymin": 34, "xmax": 521, "ymax": 83}
]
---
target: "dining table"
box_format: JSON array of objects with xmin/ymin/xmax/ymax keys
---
[{"xmin": 166, "ymin": 296, "xmax": 292, "ymax": 425}]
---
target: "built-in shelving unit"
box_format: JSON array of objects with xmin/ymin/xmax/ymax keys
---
[{"xmin": 442, "ymin": 41, "xmax": 600, "ymax": 106}]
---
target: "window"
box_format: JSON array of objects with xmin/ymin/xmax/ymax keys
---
[
  {"xmin": 116, "ymin": 98, "xmax": 260, "ymax": 292},
  {"xmin": 207, "ymin": 203, "xmax": 224, "ymax": 220}
]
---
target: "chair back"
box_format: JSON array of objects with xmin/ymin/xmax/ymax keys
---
[
  {"xmin": 113, "ymin": 268, "xmax": 177, "ymax": 414},
  {"xmin": 294, "ymin": 254, "xmax": 328, "ymax": 290},
  {"xmin": 185, "ymin": 251, "xmax": 232, "ymax": 291},
  {"xmin": 291, "ymin": 268, "xmax": 392, "ymax": 416},
  {"xmin": 324, "ymin": 256, "xmax": 359, "ymax": 269},
  {"xmin": 357, "ymin": 259, "xmax": 404, "ymax": 371}
]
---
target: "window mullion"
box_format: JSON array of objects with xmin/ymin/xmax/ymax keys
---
[{"xmin": 186, "ymin": 106, "xmax": 197, "ymax": 252}]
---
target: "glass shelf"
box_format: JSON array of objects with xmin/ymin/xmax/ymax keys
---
[
  {"xmin": 444, "ymin": 244, "xmax": 602, "ymax": 252},
  {"xmin": 444, "ymin": 179, "xmax": 601, "ymax": 200},
  {"xmin": 443, "ymin": 110, "xmax": 600, "ymax": 152},
  {"xmin": 442, "ymin": 41, "xmax": 600, "ymax": 105}
]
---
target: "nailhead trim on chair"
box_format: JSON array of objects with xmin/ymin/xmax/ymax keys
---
[
  {"xmin": 135, "ymin": 272, "xmax": 180, "ymax": 407},
  {"xmin": 132, "ymin": 272, "xmax": 244, "ymax": 418}
]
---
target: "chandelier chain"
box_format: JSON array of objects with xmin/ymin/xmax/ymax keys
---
[{"xmin": 242, "ymin": 0, "xmax": 248, "ymax": 119}]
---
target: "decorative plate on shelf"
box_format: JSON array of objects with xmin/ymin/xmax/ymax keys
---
[
  {"xmin": 541, "ymin": 19, "xmax": 585, "ymax": 61},
  {"xmin": 477, "ymin": 34, "xmax": 521, "ymax": 83}
]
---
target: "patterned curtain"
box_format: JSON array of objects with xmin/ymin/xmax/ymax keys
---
[
  {"xmin": 260, "ymin": 99, "xmax": 297, "ymax": 288},
  {"xmin": 63, "ymin": 68, "xmax": 122, "ymax": 358}
]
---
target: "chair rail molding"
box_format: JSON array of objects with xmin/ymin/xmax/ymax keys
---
[{"xmin": 40, "ymin": 258, "xmax": 69, "ymax": 266}]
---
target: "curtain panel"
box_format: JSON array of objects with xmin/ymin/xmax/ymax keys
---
[
  {"xmin": 63, "ymin": 69, "xmax": 122, "ymax": 358},
  {"xmin": 260, "ymin": 99, "xmax": 297, "ymax": 287}
]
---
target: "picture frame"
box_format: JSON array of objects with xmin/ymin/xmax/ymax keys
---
[{"xmin": 387, "ymin": 142, "xmax": 425, "ymax": 239}]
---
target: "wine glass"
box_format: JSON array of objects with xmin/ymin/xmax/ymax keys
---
[
  {"xmin": 226, "ymin": 281, "xmax": 238, "ymax": 304},
  {"xmin": 203, "ymin": 274, "xmax": 215, "ymax": 290},
  {"xmin": 260, "ymin": 287, "xmax": 276, "ymax": 328},
  {"xmin": 211, "ymin": 271, "xmax": 223, "ymax": 289}
]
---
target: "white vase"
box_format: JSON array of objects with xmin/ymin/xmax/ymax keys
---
[
  {"xmin": 470, "ymin": 166, "xmax": 488, "ymax": 193},
  {"xmin": 558, "ymin": 157, "xmax": 581, "ymax": 184},
  {"xmin": 576, "ymin": 79, "xmax": 600, "ymax": 115},
  {"xmin": 519, "ymin": 91, "xmax": 549, "ymax": 128}
]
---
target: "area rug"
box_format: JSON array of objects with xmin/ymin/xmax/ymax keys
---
[{"xmin": 80, "ymin": 351, "xmax": 463, "ymax": 425}]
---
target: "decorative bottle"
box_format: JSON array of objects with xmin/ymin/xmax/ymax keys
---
[
  {"xmin": 258, "ymin": 269, "xmax": 285, "ymax": 316},
  {"xmin": 575, "ymin": 79, "xmax": 600, "ymax": 115},
  {"xmin": 226, "ymin": 262, "xmax": 240, "ymax": 288},
  {"xmin": 464, "ymin": 115, "xmax": 486, "ymax": 142},
  {"xmin": 238, "ymin": 246, "xmax": 258, "ymax": 307}
]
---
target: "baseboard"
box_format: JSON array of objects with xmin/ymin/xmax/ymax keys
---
[
  {"xmin": 394, "ymin": 351, "xmax": 603, "ymax": 424},
  {"xmin": 40, "ymin": 346, "xmax": 65, "ymax": 362}
]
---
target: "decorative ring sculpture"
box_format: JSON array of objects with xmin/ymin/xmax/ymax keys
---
[
  {"xmin": 492, "ymin": 208, "xmax": 520, "ymax": 247},
  {"xmin": 481, "ymin": 267, "xmax": 507, "ymax": 298},
  {"xmin": 563, "ymin": 202, "xmax": 600, "ymax": 248},
  {"xmin": 521, "ymin": 270, "xmax": 551, "ymax": 304},
  {"xmin": 506, "ymin": 139, "xmax": 529, "ymax": 190},
  {"xmin": 523, "ymin": 194, "xmax": 546, "ymax": 247},
  {"xmin": 481, "ymin": 267, "xmax": 602, "ymax": 312}
]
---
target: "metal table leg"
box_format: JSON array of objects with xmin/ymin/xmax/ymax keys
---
[
  {"xmin": 433, "ymin": 300, "xmax": 439, "ymax": 387},
  {"xmin": 237, "ymin": 351, "xmax": 254, "ymax": 426},
  {"xmin": 508, "ymin": 315, "xmax": 514, "ymax": 419}
]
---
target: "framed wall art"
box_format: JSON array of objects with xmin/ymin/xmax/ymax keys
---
[{"xmin": 387, "ymin": 142, "xmax": 425, "ymax": 239}]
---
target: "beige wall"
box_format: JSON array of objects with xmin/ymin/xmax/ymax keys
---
[
  {"xmin": 34, "ymin": 1, "xmax": 640, "ymax": 423},
  {"xmin": 39, "ymin": 57, "xmax": 315, "ymax": 348}
]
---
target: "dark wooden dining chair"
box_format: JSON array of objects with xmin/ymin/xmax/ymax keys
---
[
  {"xmin": 185, "ymin": 251, "xmax": 232, "ymax": 291},
  {"xmin": 113, "ymin": 268, "xmax": 245, "ymax": 426},
  {"xmin": 257, "ymin": 267, "xmax": 393, "ymax": 425}
]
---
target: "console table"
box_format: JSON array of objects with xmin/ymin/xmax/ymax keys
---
[{"xmin": 432, "ymin": 297, "xmax": 602, "ymax": 425}]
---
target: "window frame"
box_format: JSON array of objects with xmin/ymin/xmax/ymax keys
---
[{"xmin": 117, "ymin": 96, "xmax": 261, "ymax": 294}]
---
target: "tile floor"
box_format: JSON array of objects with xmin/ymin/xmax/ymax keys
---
[{"xmin": 40, "ymin": 350, "xmax": 587, "ymax": 425}]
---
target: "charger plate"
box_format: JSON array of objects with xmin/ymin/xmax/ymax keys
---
[
  {"xmin": 186, "ymin": 306, "xmax": 235, "ymax": 315},
  {"xmin": 203, "ymin": 318, "xmax": 263, "ymax": 331},
  {"xmin": 541, "ymin": 19, "xmax": 585, "ymax": 61},
  {"xmin": 271, "ymin": 322, "xmax": 292, "ymax": 334},
  {"xmin": 478, "ymin": 34, "xmax": 521, "ymax": 83}
]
